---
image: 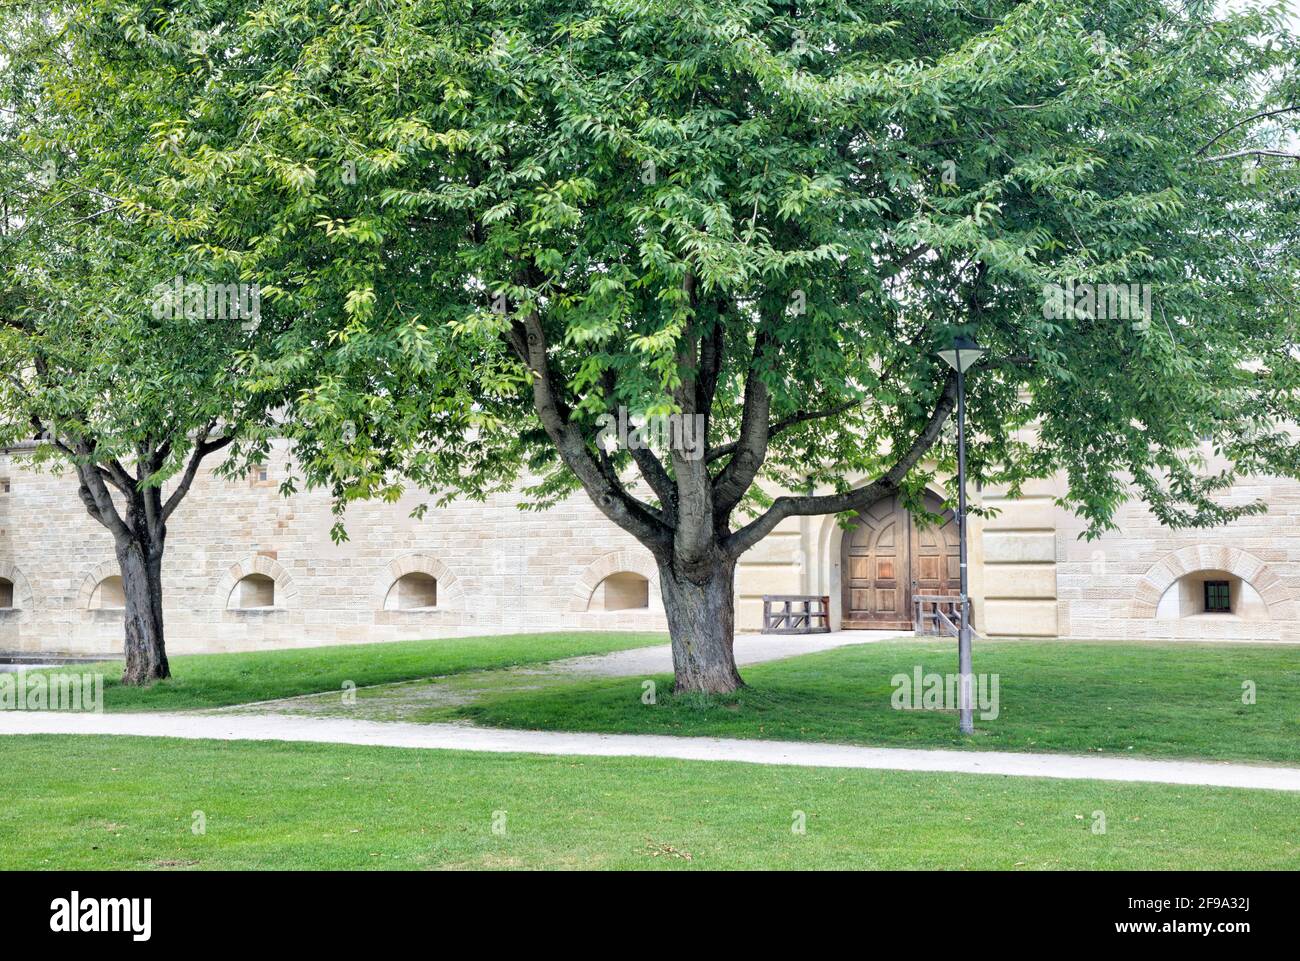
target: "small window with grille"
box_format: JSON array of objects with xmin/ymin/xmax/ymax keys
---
[{"xmin": 1204, "ymin": 580, "xmax": 1231, "ymax": 614}]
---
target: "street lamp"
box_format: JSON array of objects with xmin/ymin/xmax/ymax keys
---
[{"xmin": 937, "ymin": 334, "xmax": 985, "ymax": 735}]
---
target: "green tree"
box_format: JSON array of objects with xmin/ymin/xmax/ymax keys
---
[
  {"xmin": 22, "ymin": 0, "xmax": 1300, "ymax": 692},
  {"xmin": 0, "ymin": 4, "xmax": 286, "ymax": 682}
]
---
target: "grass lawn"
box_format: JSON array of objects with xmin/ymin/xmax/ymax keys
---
[
  {"xmin": 449, "ymin": 639, "xmax": 1300, "ymax": 765},
  {"xmin": 44, "ymin": 632, "xmax": 664, "ymax": 712},
  {"xmin": 2, "ymin": 734, "xmax": 1298, "ymax": 870}
]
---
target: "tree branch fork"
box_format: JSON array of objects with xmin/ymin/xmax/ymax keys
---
[{"xmin": 502, "ymin": 292, "xmax": 961, "ymax": 575}]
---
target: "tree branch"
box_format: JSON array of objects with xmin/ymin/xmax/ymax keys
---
[
  {"xmin": 706, "ymin": 399, "xmax": 861, "ymax": 464},
  {"xmin": 627, "ymin": 445, "xmax": 677, "ymax": 525},
  {"xmin": 505, "ymin": 311, "xmax": 671, "ymax": 552},
  {"xmin": 667, "ymin": 270, "xmax": 718, "ymax": 566},
  {"xmin": 102, "ymin": 457, "xmax": 136, "ymax": 496},
  {"xmin": 1202, "ymin": 148, "xmax": 1300, "ymax": 163},
  {"xmin": 882, "ymin": 243, "xmax": 933, "ymax": 280},
  {"xmin": 711, "ymin": 327, "xmax": 775, "ymax": 521},
  {"xmin": 597, "ymin": 371, "xmax": 677, "ymax": 524},
  {"xmin": 161, "ymin": 429, "xmax": 234, "ymax": 523},
  {"xmin": 695, "ymin": 301, "xmax": 725, "ymax": 426},
  {"xmin": 1196, "ymin": 105, "xmax": 1300, "ymax": 156},
  {"xmin": 72, "ymin": 452, "xmax": 131, "ymax": 542},
  {"xmin": 723, "ymin": 373, "xmax": 959, "ymax": 558}
]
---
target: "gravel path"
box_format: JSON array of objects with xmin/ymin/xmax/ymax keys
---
[
  {"xmin": 11, "ymin": 630, "xmax": 1289, "ymax": 791},
  {"xmin": 546, "ymin": 629, "xmax": 907, "ymax": 677},
  {"xmin": 4, "ymin": 709, "xmax": 1299, "ymax": 791}
]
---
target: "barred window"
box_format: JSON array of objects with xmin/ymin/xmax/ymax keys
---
[{"xmin": 1204, "ymin": 580, "xmax": 1231, "ymax": 613}]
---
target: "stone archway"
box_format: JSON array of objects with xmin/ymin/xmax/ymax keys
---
[
  {"xmin": 1132, "ymin": 545, "xmax": 1292, "ymax": 619},
  {"xmin": 570, "ymin": 551, "xmax": 660, "ymax": 612},
  {"xmin": 0, "ymin": 561, "xmax": 34, "ymax": 612},
  {"xmin": 77, "ymin": 560, "xmax": 121, "ymax": 610},
  {"xmin": 216, "ymin": 555, "xmax": 298, "ymax": 610},
  {"xmin": 374, "ymin": 554, "xmax": 464, "ymax": 610}
]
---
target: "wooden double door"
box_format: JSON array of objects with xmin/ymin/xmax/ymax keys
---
[{"xmin": 840, "ymin": 493, "xmax": 961, "ymax": 630}]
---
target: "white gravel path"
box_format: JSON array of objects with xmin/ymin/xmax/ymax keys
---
[
  {"xmin": 554, "ymin": 629, "xmax": 907, "ymax": 677},
  {"xmin": 4, "ymin": 709, "xmax": 1299, "ymax": 792}
]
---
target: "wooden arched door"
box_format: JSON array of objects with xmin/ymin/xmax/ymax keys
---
[{"xmin": 840, "ymin": 493, "xmax": 961, "ymax": 630}]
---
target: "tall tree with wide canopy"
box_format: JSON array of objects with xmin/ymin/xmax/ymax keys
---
[
  {"xmin": 35, "ymin": 0, "xmax": 1300, "ymax": 691},
  {"xmin": 0, "ymin": 3, "xmax": 288, "ymax": 682}
]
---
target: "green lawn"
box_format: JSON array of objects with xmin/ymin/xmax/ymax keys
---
[
  {"xmin": 2, "ymin": 735, "xmax": 1297, "ymax": 870},
  {"xmin": 45, "ymin": 632, "xmax": 664, "ymax": 712},
  {"xmin": 450, "ymin": 639, "xmax": 1300, "ymax": 765}
]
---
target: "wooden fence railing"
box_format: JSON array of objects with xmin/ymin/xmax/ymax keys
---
[
  {"xmin": 913, "ymin": 594, "xmax": 977, "ymax": 637},
  {"xmin": 761, "ymin": 595, "xmax": 831, "ymax": 634},
  {"xmin": 761, "ymin": 594, "xmax": 977, "ymax": 636}
]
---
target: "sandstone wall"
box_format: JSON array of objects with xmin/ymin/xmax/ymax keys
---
[
  {"xmin": 0, "ymin": 444, "xmax": 668, "ymax": 656},
  {"xmin": 4, "ymin": 440, "xmax": 1298, "ymax": 654},
  {"xmin": 1054, "ymin": 476, "xmax": 1300, "ymax": 643}
]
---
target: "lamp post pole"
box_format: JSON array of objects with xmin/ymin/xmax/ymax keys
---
[
  {"xmin": 955, "ymin": 359, "xmax": 974, "ymax": 736},
  {"xmin": 937, "ymin": 335, "xmax": 983, "ymax": 736}
]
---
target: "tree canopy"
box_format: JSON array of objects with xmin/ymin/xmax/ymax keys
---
[
  {"xmin": 6, "ymin": 0, "xmax": 1300, "ymax": 690},
  {"xmin": 1, "ymin": 2, "xmax": 291, "ymax": 680}
]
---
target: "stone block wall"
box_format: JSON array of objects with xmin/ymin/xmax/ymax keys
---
[
  {"xmin": 1054, "ymin": 475, "xmax": 1300, "ymax": 643},
  {"xmin": 973, "ymin": 477, "xmax": 1063, "ymax": 637},
  {"xmin": 0, "ymin": 443, "xmax": 668, "ymax": 656},
  {"xmin": 5, "ymin": 438, "xmax": 1299, "ymax": 654}
]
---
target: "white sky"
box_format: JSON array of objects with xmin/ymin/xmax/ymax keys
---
[{"xmin": 1225, "ymin": 0, "xmax": 1299, "ymax": 30}]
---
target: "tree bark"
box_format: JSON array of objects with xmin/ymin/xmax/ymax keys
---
[
  {"xmin": 116, "ymin": 535, "xmax": 170, "ymax": 684},
  {"xmin": 658, "ymin": 558, "xmax": 743, "ymax": 694}
]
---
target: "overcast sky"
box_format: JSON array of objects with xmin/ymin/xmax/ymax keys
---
[{"xmin": 1226, "ymin": 0, "xmax": 1299, "ymax": 30}]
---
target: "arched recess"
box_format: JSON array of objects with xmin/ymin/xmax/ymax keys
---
[
  {"xmin": 375, "ymin": 554, "xmax": 463, "ymax": 610},
  {"xmin": 1133, "ymin": 546, "xmax": 1292, "ymax": 620},
  {"xmin": 77, "ymin": 560, "xmax": 122, "ymax": 610},
  {"xmin": 0, "ymin": 561, "xmax": 33, "ymax": 612},
  {"xmin": 216, "ymin": 555, "xmax": 297, "ymax": 611},
  {"xmin": 570, "ymin": 551, "xmax": 660, "ymax": 612}
]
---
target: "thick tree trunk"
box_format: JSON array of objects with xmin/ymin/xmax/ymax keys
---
[
  {"xmin": 116, "ymin": 536, "xmax": 170, "ymax": 685},
  {"xmin": 658, "ymin": 559, "xmax": 743, "ymax": 694}
]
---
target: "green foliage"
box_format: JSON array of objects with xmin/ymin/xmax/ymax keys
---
[
  {"xmin": 8, "ymin": 0, "xmax": 1300, "ymax": 540},
  {"xmin": 0, "ymin": 2, "xmax": 286, "ymax": 497}
]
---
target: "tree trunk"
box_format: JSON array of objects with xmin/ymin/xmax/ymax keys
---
[
  {"xmin": 116, "ymin": 536, "xmax": 170, "ymax": 685},
  {"xmin": 658, "ymin": 559, "xmax": 743, "ymax": 694}
]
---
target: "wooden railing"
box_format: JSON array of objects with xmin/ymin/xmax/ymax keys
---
[
  {"xmin": 913, "ymin": 594, "xmax": 976, "ymax": 637},
  {"xmin": 762, "ymin": 595, "xmax": 832, "ymax": 634}
]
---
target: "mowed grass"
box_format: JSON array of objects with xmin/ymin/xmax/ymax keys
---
[
  {"xmin": 2, "ymin": 735, "xmax": 1298, "ymax": 870},
  {"xmin": 43, "ymin": 632, "xmax": 665, "ymax": 712},
  {"xmin": 454, "ymin": 640, "xmax": 1300, "ymax": 765}
]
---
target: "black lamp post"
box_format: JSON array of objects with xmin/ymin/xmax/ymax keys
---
[{"xmin": 937, "ymin": 335, "xmax": 985, "ymax": 735}]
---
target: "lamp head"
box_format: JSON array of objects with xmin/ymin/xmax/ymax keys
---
[{"xmin": 937, "ymin": 335, "xmax": 986, "ymax": 373}]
